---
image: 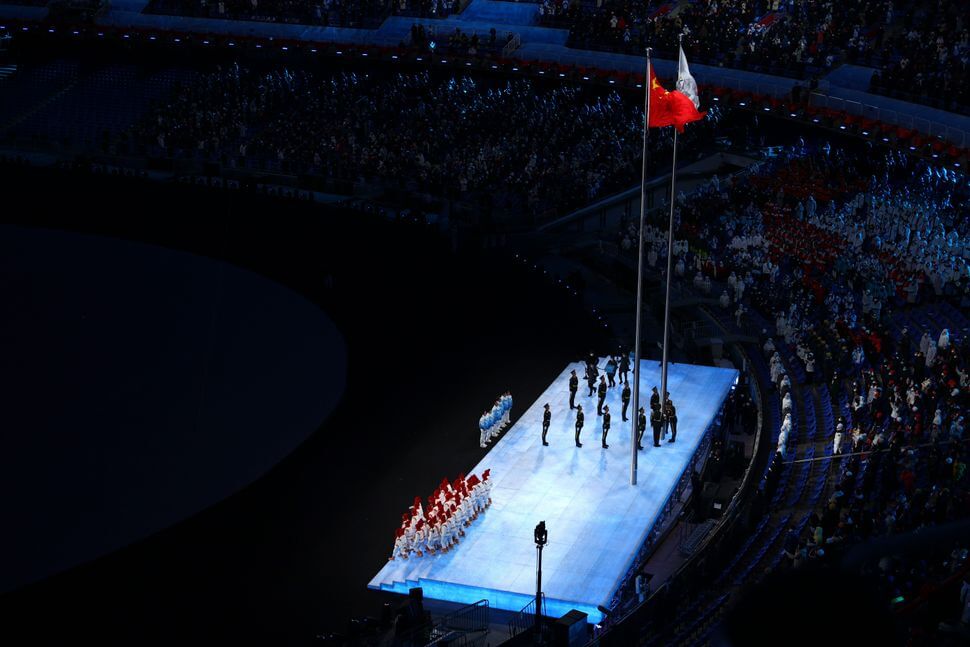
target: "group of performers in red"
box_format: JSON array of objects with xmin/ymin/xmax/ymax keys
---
[{"xmin": 389, "ymin": 470, "xmax": 493, "ymax": 560}]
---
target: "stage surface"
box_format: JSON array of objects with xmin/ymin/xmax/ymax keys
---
[{"xmin": 369, "ymin": 360, "xmax": 737, "ymax": 622}]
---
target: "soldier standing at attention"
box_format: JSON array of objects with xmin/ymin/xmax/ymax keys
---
[
  {"xmin": 651, "ymin": 406, "xmax": 663, "ymax": 447},
  {"xmin": 664, "ymin": 395, "xmax": 678, "ymax": 443},
  {"xmin": 541, "ymin": 403, "xmax": 551, "ymax": 446},
  {"xmin": 618, "ymin": 352, "xmax": 630, "ymax": 385},
  {"xmin": 568, "ymin": 369, "xmax": 578, "ymax": 410},
  {"xmin": 597, "ymin": 375, "xmax": 608, "ymax": 415},
  {"xmin": 601, "ymin": 405, "xmax": 611, "ymax": 449},
  {"xmin": 636, "ymin": 407, "xmax": 646, "ymax": 450},
  {"xmin": 575, "ymin": 405, "xmax": 585, "ymax": 448},
  {"xmin": 621, "ymin": 382, "xmax": 631, "ymax": 421}
]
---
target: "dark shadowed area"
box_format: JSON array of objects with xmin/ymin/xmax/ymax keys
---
[
  {"xmin": 0, "ymin": 167, "xmax": 606, "ymax": 646},
  {"xmin": 0, "ymin": 224, "xmax": 347, "ymax": 594}
]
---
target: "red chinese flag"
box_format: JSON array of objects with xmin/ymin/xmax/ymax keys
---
[{"xmin": 647, "ymin": 65, "xmax": 705, "ymax": 133}]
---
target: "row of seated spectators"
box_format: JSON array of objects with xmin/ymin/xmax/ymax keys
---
[
  {"xmin": 145, "ymin": 0, "xmax": 393, "ymax": 29},
  {"xmin": 128, "ymin": 64, "xmax": 722, "ymax": 216},
  {"xmin": 630, "ymin": 143, "xmax": 968, "ymax": 637}
]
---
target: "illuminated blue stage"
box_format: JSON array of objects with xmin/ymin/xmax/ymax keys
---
[{"xmin": 369, "ymin": 360, "xmax": 737, "ymax": 623}]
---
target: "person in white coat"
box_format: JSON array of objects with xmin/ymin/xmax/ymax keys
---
[
  {"xmin": 939, "ymin": 328, "xmax": 950, "ymax": 350},
  {"xmin": 926, "ymin": 340, "xmax": 938, "ymax": 368},
  {"xmin": 833, "ymin": 421, "xmax": 845, "ymax": 455}
]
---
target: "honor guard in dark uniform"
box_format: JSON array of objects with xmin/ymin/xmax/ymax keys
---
[
  {"xmin": 651, "ymin": 406, "xmax": 663, "ymax": 447},
  {"xmin": 650, "ymin": 386, "xmax": 660, "ymax": 413},
  {"xmin": 664, "ymin": 396, "xmax": 678, "ymax": 443},
  {"xmin": 575, "ymin": 405, "xmax": 585, "ymax": 447},
  {"xmin": 601, "ymin": 405, "xmax": 611, "ymax": 449},
  {"xmin": 568, "ymin": 370, "xmax": 578, "ymax": 410},
  {"xmin": 597, "ymin": 376, "xmax": 608, "ymax": 415},
  {"xmin": 636, "ymin": 407, "xmax": 646, "ymax": 450},
  {"xmin": 586, "ymin": 365, "xmax": 597, "ymax": 397},
  {"xmin": 619, "ymin": 353, "xmax": 630, "ymax": 384},
  {"xmin": 621, "ymin": 382, "xmax": 631, "ymax": 421},
  {"xmin": 541, "ymin": 403, "xmax": 551, "ymax": 446}
]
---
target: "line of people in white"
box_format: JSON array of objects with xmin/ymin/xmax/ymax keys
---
[
  {"xmin": 389, "ymin": 470, "xmax": 493, "ymax": 561},
  {"xmin": 479, "ymin": 392, "xmax": 513, "ymax": 448},
  {"xmin": 768, "ymin": 345, "xmax": 796, "ymax": 457}
]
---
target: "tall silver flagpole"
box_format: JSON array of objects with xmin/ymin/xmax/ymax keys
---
[
  {"xmin": 631, "ymin": 47, "xmax": 652, "ymax": 486},
  {"xmin": 660, "ymin": 129, "xmax": 677, "ymax": 422},
  {"xmin": 660, "ymin": 36, "xmax": 684, "ymax": 425}
]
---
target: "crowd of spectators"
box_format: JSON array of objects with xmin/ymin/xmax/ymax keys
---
[
  {"xmin": 407, "ymin": 23, "xmax": 518, "ymax": 57},
  {"xmin": 621, "ymin": 142, "xmax": 969, "ymax": 633},
  {"xmin": 146, "ymin": 0, "xmax": 393, "ymax": 28},
  {"xmin": 626, "ymin": 145, "xmax": 969, "ymax": 320},
  {"xmin": 393, "ymin": 0, "xmax": 465, "ymax": 20},
  {"xmin": 139, "ymin": 0, "xmax": 967, "ymax": 114},
  {"xmin": 869, "ymin": 2, "xmax": 969, "ymax": 114},
  {"xmin": 541, "ymin": 0, "xmax": 891, "ymax": 76},
  {"xmin": 130, "ymin": 64, "xmax": 723, "ymax": 216},
  {"xmin": 145, "ymin": 0, "xmax": 468, "ymax": 26}
]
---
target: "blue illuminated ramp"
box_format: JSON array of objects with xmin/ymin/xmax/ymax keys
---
[{"xmin": 369, "ymin": 360, "xmax": 737, "ymax": 623}]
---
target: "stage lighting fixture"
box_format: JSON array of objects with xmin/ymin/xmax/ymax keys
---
[{"xmin": 534, "ymin": 521, "xmax": 548, "ymax": 547}]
